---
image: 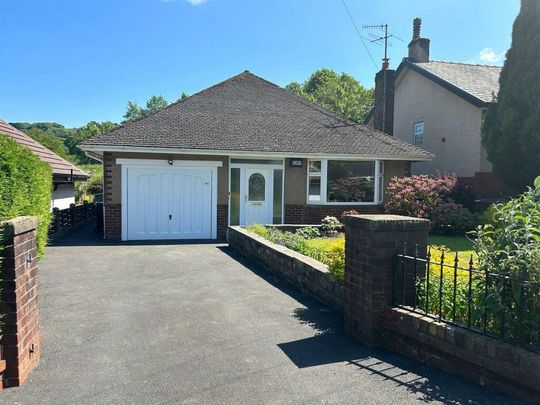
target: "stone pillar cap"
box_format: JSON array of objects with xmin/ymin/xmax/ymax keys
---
[
  {"xmin": 344, "ymin": 214, "xmax": 430, "ymax": 231},
  {"xmin": 1, "ymin": 216, "xmax": 38, "ymax": 238}
]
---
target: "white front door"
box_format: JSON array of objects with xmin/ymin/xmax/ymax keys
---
[
  {"xmin": 125, "ymin": 166, "xmax": 213, "ymax": 240},
  {"xmin": 243, "ymin": 168, "xmax": 272, "ymax": 225}
]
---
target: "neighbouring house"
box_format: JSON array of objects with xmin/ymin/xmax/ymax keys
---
[
  {"xmin": 366, "ymin": 18, "xmax": 510, "ymax": 199},
  {"xmin": 0, "ymin": 119, "xmax": 88, "ymax": 209},
  {"xmin": 80, "ymin": 71, "xmax": 431, "ymax": 241}
]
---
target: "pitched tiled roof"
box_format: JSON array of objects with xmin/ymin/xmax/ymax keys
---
[
  {"xmin": 81, "ymin": 71, "xmax": 432, "ymax": 161},
  {"xmin": 0, "ymin": 119, "xmax": 88, "ymax": 179},
  {"xmin": 402, "ymin": 59, "xmax": 501, "ymax": 106}
]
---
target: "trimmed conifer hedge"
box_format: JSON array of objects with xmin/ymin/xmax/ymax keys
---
[{"xmin": 0, "ymin": 133, "xmax": 52, "ymax": 257}]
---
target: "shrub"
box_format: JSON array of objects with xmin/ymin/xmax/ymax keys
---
[
  {"xmin": 450, "ymin": 179, "xmax": 477, "ymax": 211},
  {"xmin": 341, "ymin": 209, "xmax": 359, "ymax": 221},
  {"xmin": 0, "ymin": 134, "xmax": 52, "ymax": 257},
  {"xmin": 246, "ymin": 223, "xmax": 270, "ymax": 238},
  {"xmin": 385, "ymin": 175, "xmax": 479, "ymax": 234},
  {"xmin": 321, "ymin": 216, "xmax": 342, "ymax": 236},
  {"xmin": 245, "ymin": 224, "xmax": 345, "ymax": 284},
  {"xmin": 479, "ymin": 205, "xmax": 497, "ymax": 226},
  {"xmin": 296, "ymin": 226, "xmax": 320, "ymax": 240},
  {"xmin": 433, "ymin": 208, "xmax": 478, "ymax": 235},
  {"xmin": 75, "ymin": 164, "xmax": 103, "ymax": 202},
  {"xmin": 473, "ymin": 184, "xmax": 540, "ymax": 346}
]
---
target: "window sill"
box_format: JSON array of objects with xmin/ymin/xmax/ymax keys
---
[{"xmin": 305, "ymin": 201, "xmax": 383, "ymax": 206}]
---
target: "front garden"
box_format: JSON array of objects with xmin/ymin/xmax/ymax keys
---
[{"xmin": 243, "ymin": 174, "xmax": 540, "ymax": 351}]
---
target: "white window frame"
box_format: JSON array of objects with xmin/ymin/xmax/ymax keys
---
[
  {"xmin": 413, "ymin": 121, "xmax": 425, "ymax": 146},
  {"xmin": 306, "ymin": 159, "xmax": 383, "ymax": 206}
]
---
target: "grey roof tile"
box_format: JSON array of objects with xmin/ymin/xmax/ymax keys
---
[
  {"xmin": 410, "ymin": 60, "xmax": 501, "ymax": 104},
  {"xmin": 81, "ymin": 71, "xmax": 432, "ymax": 160},
  {"xmin": 0, "ymin": 119, "xmax": 88, "ymax": 179}
]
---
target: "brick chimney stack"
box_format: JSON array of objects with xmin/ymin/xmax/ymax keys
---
[
  {"xmin": 408, "ymin": 18, "xmax": 430, "ymax": 63},
  {"xmin": 373, "ymin": 67, "xmax": 395, "ymax": 135}
]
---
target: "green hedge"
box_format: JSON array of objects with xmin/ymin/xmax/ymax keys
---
[{"xmin": 0, "ymin": 133, "xmax": 52, "ymax": 257}]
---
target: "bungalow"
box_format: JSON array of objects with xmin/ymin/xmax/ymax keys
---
[
  {"xmin": 80, "ymin": 71, "xmax": 431, "ymax": 241},
  {"xmin": 0, "ymin": 119, "xmax": 88, "ymax": 210}
]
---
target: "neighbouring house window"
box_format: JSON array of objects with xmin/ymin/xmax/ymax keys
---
[
  {"xmin": 327, "ymin": 161, "xmax": 375, "ymax": 203},
  {"xmin": 306, "ymin": 159, "xmax": 383, "ymax": 205},
  {"xmin": 308, "ymin": 160, "xmax": 322, "ymax": 202},
  {"xmin": 230, "ymin": 168, "xmax": 240, "ymax": 225},
  {"xmin": 273, "ymin": 169, "xmax": 283, "ymax": 224},
  {"xmin": 248, "ymin": 173, "xmax": 265, "ymax": 201},
  {"xmin": 414, "ymin": 122, "xmax": 424, "ymax": 146}
]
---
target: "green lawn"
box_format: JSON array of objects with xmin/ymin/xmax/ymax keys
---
[{"xmin": 428, "ymin": 234, "xmax": 477, "ymax": 263}]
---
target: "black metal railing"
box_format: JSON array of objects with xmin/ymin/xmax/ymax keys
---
[{"xmin": 392, "ymin": 245, "xmax": 540, "ymax": 353}]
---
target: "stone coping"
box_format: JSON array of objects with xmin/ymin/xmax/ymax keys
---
[
  {"xmin": 345, "ymin": 214, "xmax": 431, "ymax": 231},
  {"xmin": 1, "ymin": 216, "xmax": 38, "ymax": 238}
]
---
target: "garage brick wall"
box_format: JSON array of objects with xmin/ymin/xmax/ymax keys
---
[{"xmin": 102, "ymin": 152, "xmax": 229, "ymax": 240}]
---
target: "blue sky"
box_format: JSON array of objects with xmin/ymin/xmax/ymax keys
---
[{"xmin": 0, "ymin": 0, "xmax": 519, "ymax": 128}]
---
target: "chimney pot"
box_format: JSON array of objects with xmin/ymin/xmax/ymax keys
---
[
  {"xmin": 408, "ymin": 18, "xmax": 430, "ymax": 63},
  {"xmin": 413, "ymin": 17, "xmax": 422, "ymax": 40}
]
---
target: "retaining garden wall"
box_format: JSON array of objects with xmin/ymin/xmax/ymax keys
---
[{"xmin": 228, "ymin": 226, "xmax": 344, "ymax": 312}]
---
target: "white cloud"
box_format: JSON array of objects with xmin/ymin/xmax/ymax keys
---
[{"xmin": 478, "ymin": 48, "xmax": 504, "ymax": 64}]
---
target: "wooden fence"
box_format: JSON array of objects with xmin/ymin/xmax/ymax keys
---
[{"xmin": 49, "ymin": 202, "xmax": 96, "ymax": 235}]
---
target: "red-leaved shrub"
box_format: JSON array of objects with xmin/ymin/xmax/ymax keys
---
[{"xmin": 385, "ymin": 175, "xmax": 461, "ymax": 229}]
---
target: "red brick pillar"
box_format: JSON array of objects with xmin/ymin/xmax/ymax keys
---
[
  {"xmin": 0, "ymin": 216, "xmax": 41, "ymax": 387},
  {"xmin": 344, "ymin": 215, "xmax": 429, "ymax": 346}
]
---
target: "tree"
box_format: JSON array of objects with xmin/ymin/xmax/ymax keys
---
[
  {"xmin": 122, "ymin": 95, "xmax": 169, "ymax": 122},
  {"xmin": 66, "ymin": 121, "xmax": 118, "ymax": 164},
  {"xmin": 24, "ymin": 127, "xmax": 72, "ymax": 161},
  {"xmin": 286, "ymin": 68, "xmax": 374, "ymax": 123},
  {"xmin": 178, "ymin": 92, "xmax": 189, "ymax": 101},
  {"xmin": 11, "ymin": 122, "xmax": 73, "ymax": 139},
  {"xmin": 482, "ymin": 0, "xmax": 540, "ymax": 190}
]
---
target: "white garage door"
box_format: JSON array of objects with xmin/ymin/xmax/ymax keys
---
[{"xmin": 125, "ymin": 165, "xmax": 214, "ymax": 240}]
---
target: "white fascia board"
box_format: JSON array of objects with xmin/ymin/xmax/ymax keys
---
[
  {"xmin": 81, "ymin": 144, "xmax": 432, "ymax": 162},
  {"xmin": 116, "ymin": 158, "xmax": 223, "ymax": 167}
]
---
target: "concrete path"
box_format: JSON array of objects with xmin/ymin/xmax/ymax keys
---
[{"xmin": 1, "ymin": 226, "xmax": 519, "ymax": 404}]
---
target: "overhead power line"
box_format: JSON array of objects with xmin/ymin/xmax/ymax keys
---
[{"xmin": 341, "ymin": 0, "xmax": 378, "ymax": 70}]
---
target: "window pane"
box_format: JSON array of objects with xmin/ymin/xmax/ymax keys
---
[
  {"xmin": 414, "ymin": 122, "xmax": 424, "ymax": 135},
  {"xmin": 308, "ymin": 161, "xmax": 321, "ymax": 173},
  {"xmin": 327, "ymin": 161, "xmax": 375, "ymax": 202},
  {"xmin": 308, "ymin": 176, "xmax": 321, "ymax": 202},
  {"xmin": 414, "ymin": 133, "xmax": 424, "ymax": 146},
  {"xmin": 248, "ymin": 173, "xmax": 265, "ymax": 201},
  {"xmin": 273, "ymin": 169, "xmax": 283, "ymax": 224},
  {"xmin": 230, "ymin": 168, "xmax": 240, "ymax": 225}
]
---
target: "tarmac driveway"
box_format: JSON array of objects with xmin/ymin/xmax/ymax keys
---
[{"xmin": 1, "ymin": 227, "xmax": 517, "ymax": 404}]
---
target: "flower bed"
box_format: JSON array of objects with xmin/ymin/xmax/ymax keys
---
[{"xmin": 246, "ymin": 224, "xmax": 345, "ymax": 284}]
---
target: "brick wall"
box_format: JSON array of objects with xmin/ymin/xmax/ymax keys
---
[
  {"xmin": 104, "ymin": 203, "xmax": 121, "ymax": 240},
  {"xmin": 343, "ymin": 215, "xmax": 429, "ymax": 345},
  {"xmin": 284, "ymin": 204, "xmax": 384, "ymax": 225},
  {"xmin": 381, "ymin": 308, "xmax": 540, "ymax": 402},
  {"xmin": 217, "ymin": 204, "xmax": 228, "ymax": 240},
  {"xmin": 342, "ymin": 214, "xmax": 539, "ymax": 401},
  {"xmin": 0, "ymin": 216, "xmax": 41, "ymax": 388}
]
